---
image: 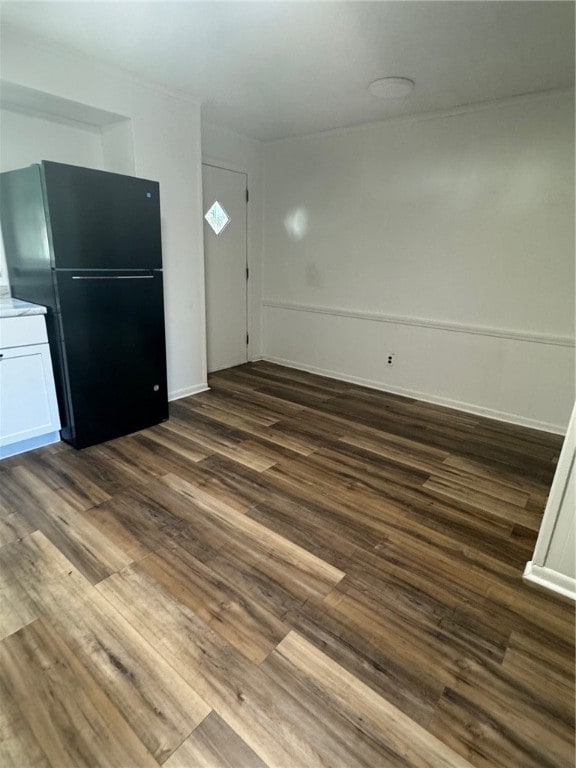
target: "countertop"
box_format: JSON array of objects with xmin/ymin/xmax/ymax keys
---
[{"xmin": 0, "ymin": 297, "xmax": 47, "ymax": 318}]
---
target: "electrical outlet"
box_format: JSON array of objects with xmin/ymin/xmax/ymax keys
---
[{"xmin": 387, "ymin": 354, "xmax": 395, "ymax": 366}]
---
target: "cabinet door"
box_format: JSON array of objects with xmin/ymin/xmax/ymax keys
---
[{"xmin": 0, "ymin": 344, "xmax": 61, "ymax": 447}]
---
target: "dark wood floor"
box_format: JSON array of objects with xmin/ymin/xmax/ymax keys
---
[{"xmin": 0, "ymin": 361, "xmax": 574, "ymax": 768}]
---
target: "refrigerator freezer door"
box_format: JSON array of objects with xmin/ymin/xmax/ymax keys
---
[
  {"xmin": 42, "ymin": 161, "xmax": 162, "ymax": 270},
  {"xmin": 55, "ymin": 270, "xmax": 168, "ymax": 448},
  {"xmin": 0, "ymin": 165, "xmax": 57, "ymax": 309}
]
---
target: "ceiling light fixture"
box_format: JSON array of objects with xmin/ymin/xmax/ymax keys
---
[{"xmin": 368, "ymin": 77, "xmax": 415, "ymax": 99}]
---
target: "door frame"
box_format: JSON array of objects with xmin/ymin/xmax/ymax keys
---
[{"xmin": 202, "ymin": 158, "xmax": 251, "ymax": 367}]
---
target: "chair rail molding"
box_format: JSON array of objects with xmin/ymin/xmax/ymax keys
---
[{"xmin": 262, "ymin": 300, "xmax": 575, "ymax": 348}]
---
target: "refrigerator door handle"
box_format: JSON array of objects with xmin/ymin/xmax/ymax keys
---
[{"xmin": 71, "ymin": 275, "xmax": 155, "ymax": 280}]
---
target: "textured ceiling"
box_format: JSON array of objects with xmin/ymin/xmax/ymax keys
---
[{"xmin": 1, "ymin": 1, "xmax": 574, "ymax": 140}]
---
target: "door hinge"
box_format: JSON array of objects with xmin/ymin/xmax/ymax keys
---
[
  {"xmin": 246, "ymin": 333, "xmax": 249, "ymax": 345},
  {"xmin": 246, "ymin": 188, "xmax": 249, "ymax": 203},
  {"xmin": 246, "ymin": 266, "xmax": 249, "ymax": 280}
]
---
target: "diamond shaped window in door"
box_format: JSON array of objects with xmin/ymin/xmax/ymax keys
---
[{"xmin": 204, "ymin": 200, "xmax": 231, "ymax": 235}]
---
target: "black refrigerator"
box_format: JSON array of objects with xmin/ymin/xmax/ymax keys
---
[{"xmin": 0, "ymin": 160, "xmax": 169, "ymax": 449}]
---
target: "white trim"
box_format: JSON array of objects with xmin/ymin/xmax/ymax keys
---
[
  {"xmin": 532, "ymin": 413, "xmax": 575, "ymax": 565},
  {"xmin": 262, "ymin": 300, "xmax": 575, "ymax": 348},
  {"xmin": 195, "ymin": 145, "xmax": 209, "ymax": 388},
  {"xmin": 527, "ymin": 406, "xmax": 575, "ymax": 591},
  {"xmin": 523, "ymin": 561, "xmax": 576, "ymax": 603},
  {"xmin": 0, "ymin": 431, "xmax": 60, "ymax": 460},
  {"xmin": 266, "ymin": 88, "xmax": 573, "ymax": 144},
  {"xmin": 262, "ymin": 354, "xmax": 568, "ymax": 435},
  {"xmin": 168, "ymin": 383, "xmax": 209, "ymax": 402}
]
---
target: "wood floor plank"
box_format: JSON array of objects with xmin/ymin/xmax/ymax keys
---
[
  {"xmin": 0, "ymin": 617, "xmax": 160, "ymax": 768},
  {"xmin": 340, "ymin": 548, "xmax": 511, "ymax": 658},
  {"xmin": 0, "ymin": 677, "xmax": 51, "ymax": 768},
  {"xmin": 309, "ymin": 395, "xmax": 558, "ymax": 480},
  {"xmin": 205, "ymin": 374, "xmax": 308, "ymax": 417},
  {"xmin": 263, "ymin": 459, "xmax": 521, "ymax": 572},
  {"xmin": 19, "ymin": 451, "xmax": 112, "ymax": 511},
  {"xmin": 315, "ymin": 441, "xmax": 433, "ymax": 489},
  {"xmin": 92, "ymin": 475, "xmax": 341, "ymax": 630},
  {"xmin": 177, "ymin": 453, "xmax": 297, "ymax": 513},
  {"xmin": 89, "ymin": 481, "xmax": 236, "ymax": 561},
  {"xmin": 137, "ymin": 423, "xmax": 212, "ymax": 462},
  {"xmin": 99, "ymin": 564, "xmax": 455, "ymax": 768},
  {"xmin": 194, "ymin": 388, "xmax": 309, "ymax": 430},
  {"xmin": 284, "ymin": 407, "xmax": 451, "ymax": 459},
  {"xmin": 77, "ymin": 497, "xmax": 151, "ymax": 562},
  {"xmin": 336, "ymin": 568, "xmax": 510, "ymax": 666},
  {"xmin": 53, "ymin": 442, "xmax": 151, "ymax": 496},
  {"xmin": 249, "ymin": 360, "xmax": 354, "ymax": 395},
  {"xmin": 212, "ymin": 451, "xmax": 509, "ymax": 571},
  {"xmin": 504, "ymin": 629, "xmax": 575, "ymax": 683},
  {"xmin": 162, "ymin": 473, "xmax": 345, "ymax": 597},
  {"xmin": 268, "ymin": 631, "xmax": 474, "ymax": 768},
  {"xmin": 247, "ymin": 496, "xmax": 360, "ymax": 570},
  {"xmin": 344, "ymin": 531, "xmax": 573, "ymax": 653},
  {"xmin": 284, "ymin": 592, "xmax": 444, "ymax": 727},
  {"xmin": 138, "ymin": 547, "xmax": 292, "ymax": 663},
  {"xmin": 183, "ymin": 390, "xmax": 282, "ymax": 428},
  {"xmin": 267, "ymin": 451, "xmax": 539, "ymax": 569},
  {"xmin": 441, "ymin": 453, "xmax": 555, "ymax": 496},
  {"xmin": 165, "ymin": 408, "xmax": 280, "ymax": 472},
  {"xmin": 1, "ymin": 531, "xmax": 211, "ymax": 763},
  {"xmin": 214, "ymin": 366, "xmax": 338, "ymax": 405},
  {"xmin": 422, "ymin": 478, "xmax": 541, "ymax": 531},
  {"xmin": 89, "ymin": 439, "xmax": 170, "ymax": 485},
  {"xmin": 164, "ymin": 711, "xmax": 269, "ymax": 768},
  {"xmin": 0, "ymin": 547, "xmax": 39, "ymax": 640},
  {"xmin": 502, "ymin": 632, "xmax": 575, "ymax": 726},
  {"xmin": 341, "ymin": 434, "xmax": 531, "ymax": 507},
  {"xmin": 237, "ymin": 419, "xmax": 319, "ymax": 456},
  {"xmin": 0, "ymin": 511, "xmax": 35, "ymax": 549},
  {"xmin": 10, "ymin": 466, "xmax": 132, "ymax": 584},
  {"xmin": 428, "ymin": 657, "xmax": 575, "ymax": 768},
  {"xmin": 97, "ymin": 565, "xmax": 369, "ymax": 768}
]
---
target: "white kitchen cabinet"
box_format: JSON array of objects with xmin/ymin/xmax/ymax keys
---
[{"xmin": 0, "ymin": 310, "xmax": 61, "ymax": 458}]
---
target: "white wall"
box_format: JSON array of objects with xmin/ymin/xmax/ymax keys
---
[
  {"xmin": 0, "ymin": 108, "xmax": 104, "ymax": 171},
  {"xmin": 202, "ymin": 121, "xmax": 263, "ymax": 358},
  {"xmin": 0, "ymin": 27, "xmax": 207, "ymax": 400},
  {"xmin": 262, "ymin": 92, "xmax": 575, "ymax": 432}
]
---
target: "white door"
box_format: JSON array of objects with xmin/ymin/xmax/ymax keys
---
[{"xmin": 202, "ymin": 163, "xmax": 248, "ymax": 373}]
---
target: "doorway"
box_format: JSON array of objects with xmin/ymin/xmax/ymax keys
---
[{"xmin": 202, "ymin": 163, "xmax": 248, "ymax": 373}]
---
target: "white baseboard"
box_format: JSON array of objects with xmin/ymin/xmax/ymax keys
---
[
  {"xmin": 168, "ymin": 383, "xmax": 209, "ymax": 401},
  {"xmin": 0, "ymin": 430, "xmax": 60, "ymax": 460},
  {"xmin": 523, "ymin": 561, "xmax": 576, "ymax": 602},
  {"xmin": 262, "ymin": 355, "xmax": 567, "ymax": 435}
]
